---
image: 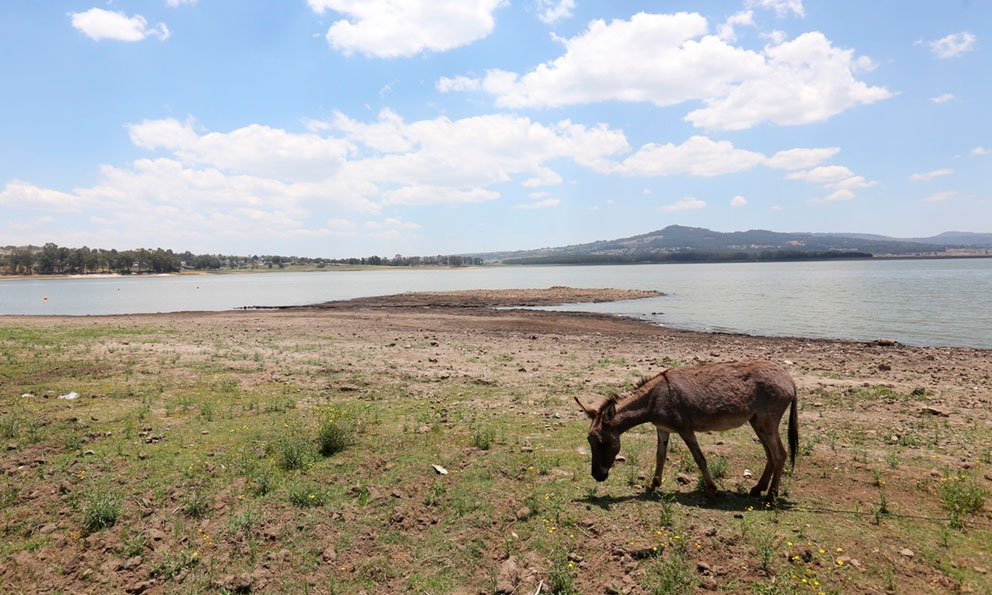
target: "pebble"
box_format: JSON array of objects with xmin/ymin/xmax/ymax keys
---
[{"xmin": 899, "ymin": 548, "xmax": 914, "ymax": 559}]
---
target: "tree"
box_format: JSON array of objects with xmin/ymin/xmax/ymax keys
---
[{"xmin": 11, "ymin": 249, "xmax": 35, "ymax": 274}]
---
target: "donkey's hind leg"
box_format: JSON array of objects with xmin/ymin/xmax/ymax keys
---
[
  {"xmin": 648, "ymin": 427, "xmax": 670, "ymax": 491},
  {"xmin": 748, "ymin": 417, "xmax": 775, "ymax": 497},
  {"xmin": 680, "ymin": 431, "xmax": 717, "ymax": 499},
  {"xmin": 765, "ymin": 433, "xmax": 788, "ymax": 502}
]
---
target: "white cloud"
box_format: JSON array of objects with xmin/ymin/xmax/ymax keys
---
[
  {"xmin": 0, "ymin": 180, "xmax": 84, "ymax": 211},
  {"xmin": 930, "ymin": 93, "xmax": 955, "ymax": 104},
  {"xmin": 381, "ymin": 186, "xmax": 499, "ymax": 206},
  {"xmin": 718, "ymin": 10, "xmax": 754, "ymax": 42},
  {"xmin": 70, "ymin": 8, "xmax": 170, "ymax": 42},
  {"xmin": 537, "ymin": 0, "xmax": 574, "ymax": 24},
  {"xmin": 765, "ymin": 147, "xmax": 841, "ymax": 170},
  {"xmin": 436, "ymin": 76, "xmax": 483, "ymax": 93},
  {"xmin": 818, "ymin": 189, "xmax": 855, "ymax": 202},
  {"xmin": 785, "ymin": 165, "xmax": 855, "ymax": 184},
  {"xmin": 618, "ymin": 136, "xmax": 766, "ymax": 177},
  {"xmin": 456, "ymin": 13, "xmax": 890, "ymax": 130},
  {"xmin": 307, "ymin": 0, "xmax": 505, "ymax": 58},
  {"xmin": 166, "ymin": 0, "xmax": 197, "ymax": 6},
  {"xmin": 127, "ymin": 118, "xmax": 354, "ymax": 182},
  {"xmin": 928, "ymin": 32, "xmax": 976, "ymax": 59},
  {"xmin": 661, "ymin": 197, "xmax": 706, "ymax": 212},
  {"xmin": 747, "ymin": 0, "xmax": 805, "ymax": 18},
  {"xmin": 326, "ymin": 218, "xmax": 357, "ymax": 231},
  {"xmin": 687, "ymin": 32, "xmax": 892, "ymax": 130},
  {"xmin": 909, "ymin": 168, "xmax": 953, "ymax": 182},
  {"xmin": 730, "ymin": 195, "xmax": 747, "ymax": 207},
  {"xmin": 515, "ymin": 198, "xmax": 561, "ymax": 209},
  {"xmin": 364, "ymin": 218, "xmax": 421, "ymax": 231},
  {"xmin": 971, "ymin": 147, "xmax": 991, "ymax": 156},
  {"xmin": 922, "ymin": 191, "xmax": 957, "ymax": 203}
]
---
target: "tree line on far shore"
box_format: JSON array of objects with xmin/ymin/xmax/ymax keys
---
[{"xmin": 0, "ymin": 243, "xmax": 482, "ymax": 276}]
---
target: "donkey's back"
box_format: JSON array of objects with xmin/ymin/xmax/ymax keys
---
[{"xmin": 656, "ymin": 360, "xmax": 795, "ymax": 433}]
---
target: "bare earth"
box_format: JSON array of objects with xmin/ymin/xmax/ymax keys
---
[{"xmin": 1, "ymin": 287, "xmax": 990, "ymax": 594}]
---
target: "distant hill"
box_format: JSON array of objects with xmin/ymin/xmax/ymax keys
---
[{"xmin": 467, "ymin": 225, "xmax": 992, "ymax": 265}]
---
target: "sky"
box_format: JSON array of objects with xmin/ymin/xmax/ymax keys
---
[{"xmin": 1, "ymin": 1, "xmax": 990, "ymax": 258}]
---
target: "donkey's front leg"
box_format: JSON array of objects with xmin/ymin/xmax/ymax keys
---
[{"xmin": 648, "ymin": 428, "xmax": 670, "ymax": 491}]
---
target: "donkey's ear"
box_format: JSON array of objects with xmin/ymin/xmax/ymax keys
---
[
  {"xmin": 574, "ymin": 396, "xmax": 596, "ymax": 419},
  {"xmin": 602, "ymin": 400, "xmax": 617, "ymax": 422}
]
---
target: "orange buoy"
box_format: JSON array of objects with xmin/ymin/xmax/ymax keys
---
[{"xmin": 43, "ymin": 296, "xmax": 48, "ymax": 301}]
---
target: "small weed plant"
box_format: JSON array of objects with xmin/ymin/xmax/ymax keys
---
[
  {"xmin": 939, "ymin": 476, "xmax": 987, "ymax": 528},
  {"xmin": 317, "ymin": 411, "xmax": 355, "ymax": 456},
  {"xmin": 83, "ymin": 490, "xmax": 123, "ymax": 532}
]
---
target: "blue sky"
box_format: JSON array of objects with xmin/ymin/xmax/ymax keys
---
[{"xmin": 1, "ymin": 1, "xmax": 989, "ymax": 258}]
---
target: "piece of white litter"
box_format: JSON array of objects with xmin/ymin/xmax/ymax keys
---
[
  {"xmin": 58, "ymin": 392, "xmax": 80, "ymax": 400},
  {"xmin": 432, "ymin": 464, "xmax": 448, "ymax": 475}
]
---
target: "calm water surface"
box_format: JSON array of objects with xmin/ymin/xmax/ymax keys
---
[{"xmin": 1, "ymin": 259, "xmax": 989, "ymax": 349}]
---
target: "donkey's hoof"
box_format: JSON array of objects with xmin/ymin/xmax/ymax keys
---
[
  {"xmin": 749, "ymin": 486, "xmax": 764, "ymax": 498},
  {"xmin": 762, "ymin": 492, "xmax": 778, "ymax": 505}
]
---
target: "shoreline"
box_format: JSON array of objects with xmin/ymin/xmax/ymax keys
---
[
  {"xmin": 0, "ymin": 286, "xmax": 992, "ymax": 353},
  {"xmin": 1, "ymin": 286, "xmax": 989, "ymax": 352}
]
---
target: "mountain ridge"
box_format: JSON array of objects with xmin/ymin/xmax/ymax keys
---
[{"xmin": 466, "ymin": 225, "xmax": 992, "ymax": 264}]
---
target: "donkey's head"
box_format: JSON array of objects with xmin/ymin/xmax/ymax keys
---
[{"xmin": 575, "ymin": 396, "xmax": 621, "ymax": 482}]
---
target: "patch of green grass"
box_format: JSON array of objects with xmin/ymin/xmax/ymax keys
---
[
  {"xmin": 470, "ymin": 424, "xmax": 496, "ymax": 450},
  {"xmin": 226, "ymin": 507, "xmax": 263, "ymax": 535},
  {"xmin": 182, "ymin": 489, "xmax": 211, "ymax": 519},
  {"xmin": 83, "ymin": 490, "xmax": 123, "ymax": 532},
  {"xmin": 547, "ymin": 548, "xmax": 579, "ymax": 595},
  {"xmin": 317, "ymin": 411, "xmax": 355, "ymax": 456},
  {"xmin": 119, "ymin": 530, "xmax": 147, "ymax": 558},
  {"xmin": 940, "ymin": 477, "xmax": 987, "ymax": 528},
  {"xmin": 285, "ymin": 479, "xmax": 329, "ymax": 508},
  {"xmin": 646, "ymin": 551, "xmax": 693, "ymax": 595},
  {"xmin": 272, "ymin": 429, "xmax": 315, "ymax": 471}
]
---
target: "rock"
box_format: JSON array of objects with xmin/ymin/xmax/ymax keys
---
[
  {"xmin": 920, "ymin": 406, "xmax": 949, "ymax": 417},
  {"xmin": 125, "ymin": 580, "xmax": 157, "ymax": 594},
  {"xmin": 676, "ymin": 472, "xmax": 694, "ymax": 485},
  {"xmin": 431, "ymin": 464, "xmax": 448, "ymax": 475},
  {"xmin": 742, "ymin": 469, "xmax": 753, "ymax": 478},
  {"xmin": 515, "ymin": 506, "xmax": 532, "ymax": 520},
  {"xmin": 321, "ymin": 545, "xmax": 337, "ymax": 563},
  {"xmin": 876, "ymin": 338, "xmax": 898, "ymax": 346},
  {"xmin": 697, "ymin": 561, "xmax": 713, "ymax": 574},
  {"xmin": 700, "ymin": 576, "xmax": 719, "ymax": 590},
  {"xmin": 899, "ymin": 548, "xmax": 914, "ymax": 559},
  {"xmin": 703, "ymin": 526, "xmax": 717, "ymax": 537},
  {"xmin": 911, "ymin": 387, "xmax": 927, "ymax": 397},
  {"xmin": 495, "ymin": 556, "xmax": 519, "ymax": 594},
  {"xmin": 878, "ymin": 363, "xmax": 891, "ymax": 372},
  {"xmin": 39, "ymin": 523, "xmax": 57, "ymax": 534}
]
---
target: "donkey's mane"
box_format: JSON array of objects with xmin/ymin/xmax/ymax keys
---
[{"xmin": 597, "ymin": 371, "xmax": 667, "ymax": 415}]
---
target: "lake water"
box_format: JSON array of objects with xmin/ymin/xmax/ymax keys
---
[{"xmin": 1, "ymin": 259, "xmax": 990, "ymax": 349}]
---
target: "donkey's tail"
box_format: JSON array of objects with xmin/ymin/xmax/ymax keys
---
[{"xmin": 788, "ymin": 384, "xmax": 799, "ymax": 468}]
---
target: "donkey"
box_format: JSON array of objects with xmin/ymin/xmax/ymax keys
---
[{"xmin": 576, "ymin": 360, "xmax": 798, "ymax": 502}]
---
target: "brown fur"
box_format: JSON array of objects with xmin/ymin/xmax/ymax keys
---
[{"xmin": 576, "ymin": 360, "xmax": 798, "ymax": 502}]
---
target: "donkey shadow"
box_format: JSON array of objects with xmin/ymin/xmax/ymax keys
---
[{"xmin": 577, "ymin": 487, "xmax": 797, "ymax": 513}]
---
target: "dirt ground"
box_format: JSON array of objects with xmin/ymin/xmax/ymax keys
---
[{"xmin": 1, "ymin": 287, "xmax": 990, "ymax": 594}]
